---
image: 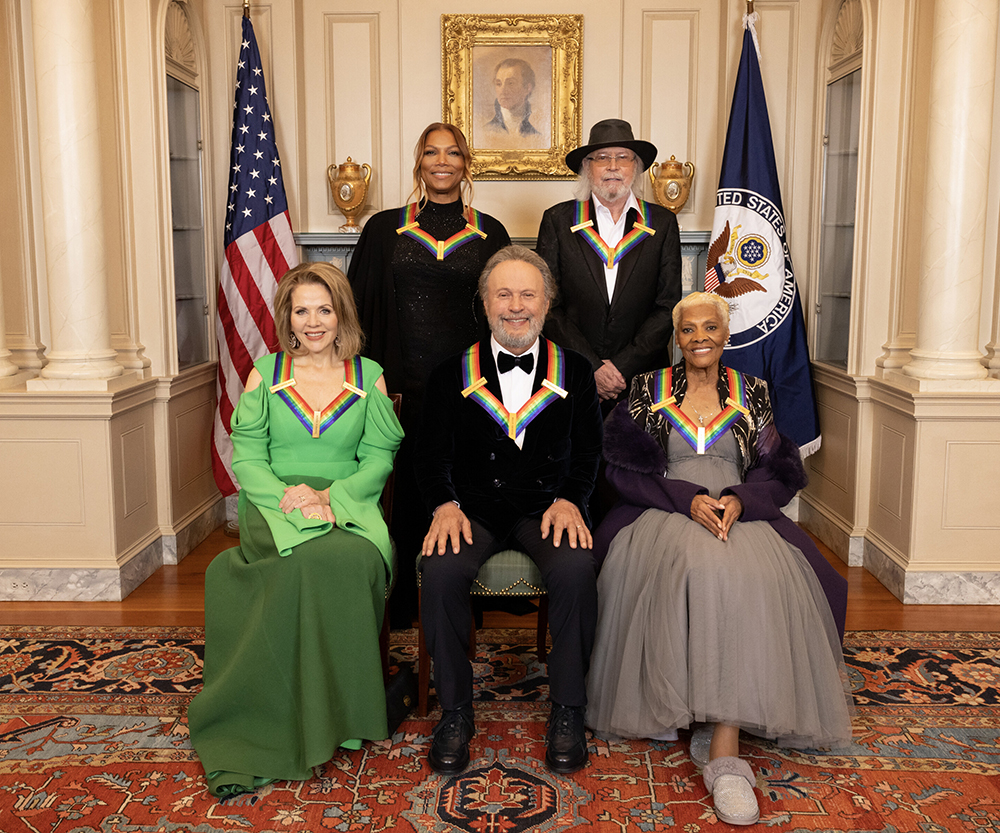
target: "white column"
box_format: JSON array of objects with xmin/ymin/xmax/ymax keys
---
[
  {"xmin": 28, "ymin": 0, "xmax": 122, "ymax": 383},
  {"xmin": 903, "ymin": 0, "xmax": 998, "ymax": 381},
  {"xmin": 0, "ymin": 276, "xmax": 19, "ymax": 378},
  {"xmin": 987, "ymin": 237, "xmax": 1000, "ymax": 376}
]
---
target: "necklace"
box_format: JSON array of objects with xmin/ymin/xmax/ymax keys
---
[{"xmin": 688, "ymin": 401, "xmax": 717, "ymax": 426}]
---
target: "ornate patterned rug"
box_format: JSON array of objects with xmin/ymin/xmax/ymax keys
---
[{"xmin": 1, "ymin": 627, "xmax": 998, "ymax": 832}]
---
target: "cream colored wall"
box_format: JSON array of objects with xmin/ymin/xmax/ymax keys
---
[
  {"xmin": 0, "ymin": 384, "xmax": 159, "ymax": 569},
  {"xmin": 201, "ymin": 1, "xmax": 824, "ymax": 245},
  {"xmin": 0, "ymin": 0, "xmax": 221, "ymax": 599},
  {"xmin": 801, "ymin": 0, "xmax": 1000, "ymax": 603},
  {"xmin": 6, "ymin": 0, "xmax": 995, "ymax": 603}
]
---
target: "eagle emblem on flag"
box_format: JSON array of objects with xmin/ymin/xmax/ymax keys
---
[{"xmin": 704, "ymin": 220, "xmax": 767, "ymax": 299}]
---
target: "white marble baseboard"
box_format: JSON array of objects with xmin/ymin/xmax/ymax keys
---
[
  {"xmin": 0, "ymin": 536, "xmax": 162, "ymax": 602},
  {"xmin": 902, "ymin": 571, "xmax": 1000, "ymax": 605},
  {"xmin": 864, "ymin": 537, "xmax": 1000, "ymax": 604},
  {"xmin": 799, "ymin": 500, "xmax": 864, "ymax": 566},
  {"xmin": 863, "ymin": 538, "xmax": 906, "ymax": 599},
  {"xmin": 162, "ymin": 499, "xmax": 226, "ymax": 565}
]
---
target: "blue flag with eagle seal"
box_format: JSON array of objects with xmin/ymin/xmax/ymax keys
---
[{"xmin": 706, "ymin": 14, "xmax": 820, "ymax": 454}]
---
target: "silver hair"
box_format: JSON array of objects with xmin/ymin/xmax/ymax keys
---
[
  {"xmin": 672, "ymin": 291, "xmax": 732, "ymax": 333},
  {"xmin": 478, "ymin": 244, "xmax": 557, "ymax": 304}
]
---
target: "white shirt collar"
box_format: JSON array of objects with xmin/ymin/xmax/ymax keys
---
[
  {"xmin": 593, "ymin": 189, "xmax": 641, "ymax": 234},
  {"xmin": 490, "ymin": 334, "xmax": 540, "ymax": 367},
  {"xmin": 499, "ymin": 105, "xmax": 522, "ymax": 128}
]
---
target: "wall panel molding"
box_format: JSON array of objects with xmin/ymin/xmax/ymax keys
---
[
  {"xmin": 0, "ymin": 439, "xmax": 85, "ymax": 526},
  {"xmin": 300, "ymin": 0, "xmax": 399, "ymax": 232},
  {"xmin": 942, "ymin": 441, "xmax": 1000, "ymax": 529},
  {"xmin": 325, "ymin": 14, "xmax": 382, "ymax": 217}
]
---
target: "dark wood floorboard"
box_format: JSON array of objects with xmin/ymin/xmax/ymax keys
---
[{"xmin": 0, "ymin": 526, "xmax": 996, "ymax": 631}]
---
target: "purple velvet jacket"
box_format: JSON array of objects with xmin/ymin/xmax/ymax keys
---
[{"xmin": 593, "ymin": 371, "xmax": 848, "ymax": 642}]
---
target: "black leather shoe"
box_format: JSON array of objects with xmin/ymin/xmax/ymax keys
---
[
  {"xmin": 545, "ymin": 704, "xmax": 589, "ymax": 774},
  {"xmin": 428, "ymin": 709, "xmax": 474, "ymax": 774}
]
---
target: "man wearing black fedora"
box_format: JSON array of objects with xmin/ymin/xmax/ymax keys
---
[{"xmin": 536, "ymin": 119, "xmax": 682, "ymax": 407}]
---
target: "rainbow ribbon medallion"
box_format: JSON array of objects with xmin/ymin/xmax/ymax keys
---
[
  {"xmin": 571, "ymin": 200, "xmax": 656, "ymax": 269},
  {"xmin": 396, "ymin": 203, "xmax": 487, "ymax": 261},
  {"xmin": 651, "ymin": 366, "xmax": 747, "ymax": 454},
  {"xmin": 461, "ymin": 341, "xmax": 567, "ymax": 440},
  {"xmin": 271, "ymin": 352, "xmax": 365, "ymax": 438}
]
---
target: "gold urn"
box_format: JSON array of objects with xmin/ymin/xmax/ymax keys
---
[
  {"xmin": 648, "ymin": 156, "xmax": 695, "ymax": 214},
  {"xmin": 327, "ymin": 157, "xmax": 372, "ymax": 233}
]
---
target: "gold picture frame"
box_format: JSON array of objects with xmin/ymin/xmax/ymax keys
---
[{"xmin": 442, "ymin": 14, "xmax": 582, "ymax": 180}]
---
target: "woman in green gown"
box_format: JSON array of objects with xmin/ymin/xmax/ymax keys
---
[{"xmin": 188, "ymin": 262, "xmax": 403, "ymax": 797}]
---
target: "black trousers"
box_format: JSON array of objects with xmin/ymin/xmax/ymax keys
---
[{"xmin": 420, "ymin": 517, "xmax": 598, "ymax": 711}]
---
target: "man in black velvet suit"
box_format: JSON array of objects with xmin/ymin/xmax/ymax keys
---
[
  {"xmin": 416, "ymin": 245, "xmax": 602, "ymax": 776},
  {"xmin": 536, "ymin": 119, "xmax": 682, "ymax": 406}
]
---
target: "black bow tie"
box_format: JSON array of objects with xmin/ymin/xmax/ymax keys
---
[{"xmin": 497, "ymin": 351, "xmax": 534, "ymax": 374}]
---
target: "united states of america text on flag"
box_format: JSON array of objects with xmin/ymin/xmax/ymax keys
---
[{"xmin": 212, "ymin": 13, "xmax": 298, "ymax": 495}]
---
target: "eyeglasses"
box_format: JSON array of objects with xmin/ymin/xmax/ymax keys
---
[{"xmin": 584, "ymin": 152, "xmax": 635, "ymax": 166}]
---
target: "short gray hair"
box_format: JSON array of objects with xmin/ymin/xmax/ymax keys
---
[
  {"xmin": 478, "ymin": 245, "xmax": 557, "ymax": 304},
  {"xmin": 672, "ymin": 291, "xmax": 731, "ymax": 333}
]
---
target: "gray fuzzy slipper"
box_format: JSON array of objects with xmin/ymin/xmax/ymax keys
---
[{"xmin": 703, "ymin": 756, "xmax": 759, "ymax": 826}]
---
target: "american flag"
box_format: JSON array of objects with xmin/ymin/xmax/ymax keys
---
[
  {"xmin": 704, "ymin": 262, "xmax": 721, "ymax": 293},
  {"xmin": 212, "ymin": 13, "xmax": 298, "ymax": 495}
]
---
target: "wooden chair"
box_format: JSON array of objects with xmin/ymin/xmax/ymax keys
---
[
  {"xmin": 378, "ymin": 393, "xmax": 403, "ymax": 683},
  {"xmin": 416, "ymin": 548, "xmax": 549, "ymax": 716}
]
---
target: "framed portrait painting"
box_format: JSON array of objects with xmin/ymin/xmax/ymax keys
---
[{"xmin": 442, "ymin": 14, "xmax": 582, "ymax": 179}]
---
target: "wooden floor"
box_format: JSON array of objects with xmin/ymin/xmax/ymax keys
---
[{"xmin": 0, "ymin": 526, "xmax": 997, "ymax": 631}]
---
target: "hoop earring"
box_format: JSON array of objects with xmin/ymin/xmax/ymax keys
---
[
  {"xmin": 290, "ymin": 334, "xmax": 300, "ymax": 349},
  {"xmin": 334, "ymin": 336, "xmax": 341, "ymax": 347}
]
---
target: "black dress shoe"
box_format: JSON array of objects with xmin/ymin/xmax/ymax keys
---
[
  {"xmin": 428, "ymin": 709, "xmax": 474, "ymax": 774},
  {"xmin": 545, "ymin": 704, "xmax": 589, "ymax": 774}
]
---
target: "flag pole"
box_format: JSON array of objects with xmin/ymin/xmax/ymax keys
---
[
  {"xmin": 746, "ymin": 0, "xmax": 754, "ymax": 12},
  {"xmin": 243, "ymin": 0, "xmax": 250, "ymax": 19}
]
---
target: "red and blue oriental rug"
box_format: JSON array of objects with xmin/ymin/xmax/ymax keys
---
[{"xmin": 1, "ymin": 626, "xmax": 998, "ymax": 832}]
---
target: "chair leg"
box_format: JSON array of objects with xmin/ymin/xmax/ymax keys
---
[
  {"xmin": 380, "ymin": 599, "xmax": 391, "ymax": 685},
  {"xmin": 536, "ymin": 595, "xmax": 549, "ymax": 664}
]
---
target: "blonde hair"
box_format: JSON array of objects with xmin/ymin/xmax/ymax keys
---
[
  {"xmin": 672, "ymin": 291, "xmax": 731, "ymax": 334},
  {"xmin": 274, "ymin": 262, "xmax": 363, "ymax": 360},
  {"xmin": 406, "ymin": 122, "xmax": 475, "ymax": 211}
]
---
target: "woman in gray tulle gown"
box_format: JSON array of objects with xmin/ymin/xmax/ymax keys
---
[{"xmin": 586, "ymin": 292, "xmax": 853, "ymax": 826}]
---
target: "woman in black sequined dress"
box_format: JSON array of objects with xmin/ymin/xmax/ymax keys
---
[{"xmin": 349, "ymin": 123, "xmax": 511, "ymax": 625}]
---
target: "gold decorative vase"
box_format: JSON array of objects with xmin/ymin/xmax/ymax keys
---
[
  {"xmin": 648, "ymin": 155, "xmax": 695, "ymax": 213},
  {"xmin": 327, "ymin": 157, "xmax": 371, "ymax": 233}
]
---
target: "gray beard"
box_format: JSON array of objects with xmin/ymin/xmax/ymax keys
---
[
  {"xmin": 589, "ymin": 164, "xmax": 637, "ymax": 204},
  {"xmin": 592, "ymin": 178, "xmax": 632, "ymax": 204},
  {"xmin": 490, "ymin": 316, "xmax": 543, "ymax": 352}
]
